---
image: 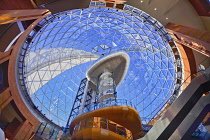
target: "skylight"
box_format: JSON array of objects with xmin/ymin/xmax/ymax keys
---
[{"xmin": 17, "ymin": 2, "xmax": 181, "ymax": 127}]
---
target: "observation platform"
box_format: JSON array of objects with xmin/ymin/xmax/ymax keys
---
[
  {"xmin": 86, "ymin": 52, "xmax": 130, "ymax": 89},
  {"xmin": 70, "ymin": 105, "xmax": 142, "ymax": 139}
]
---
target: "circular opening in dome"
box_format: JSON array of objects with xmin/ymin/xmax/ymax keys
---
[{"xmin": 17, "ymin": 2, "xmax": 182, "ymax": 127}]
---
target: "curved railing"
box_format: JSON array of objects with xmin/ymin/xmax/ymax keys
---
[
  {"xmin": 79, "ymin": 99, "xmax": 135, "ymax": 116},
  {"xmin": 72, "ymin": 116, "xmax": 133, "ymax": 140},
  {"xmin": 35, "ymin": 122, "xmax": 62, "ymax": 140}
]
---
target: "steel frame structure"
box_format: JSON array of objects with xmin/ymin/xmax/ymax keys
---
[{"xmin": 64, "ymin": 78, "xmax": 94, "ymax": 133}]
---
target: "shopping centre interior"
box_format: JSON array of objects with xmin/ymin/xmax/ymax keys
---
[{"xmin": 0, "ymin": 0, "xmax": 210, "ymax": 139}]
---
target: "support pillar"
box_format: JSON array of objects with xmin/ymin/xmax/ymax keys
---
[{"xmin": 79, "ymin": 80, "xmax": 89, "ymax": 114}]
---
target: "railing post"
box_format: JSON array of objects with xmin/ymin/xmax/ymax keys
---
[
  {"xmin": 36, "ymin": 122, "xmax": 42, "ymax": 134},
  {"xmin": 84, "ymin": 118, "xmax": 87, "ymax": 129},
  {"xmin": 41, "ymin": 123, "xmax": 47, "ymax": 135},
  {"xmin": 106, "ymin": 118, "xmax": 108, "ymax": 130},
  {"xmin": 49, "ymin": 126, "xmax": 56, "ymax": 139},
  {"xmin": 116, "ymin": 125, "xmax": 118, "ymax": 134}
]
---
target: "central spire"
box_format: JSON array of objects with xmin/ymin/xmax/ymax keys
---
[{"xmin": 86, "ymin": 52, "xmax": 130, "ymax": 103}]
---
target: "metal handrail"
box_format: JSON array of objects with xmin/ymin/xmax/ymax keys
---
[
  {"xmin": 35, "ymin": 122, "xmax": 61, "ymax": 139},
  {"xmin": 72, "ymin": 116, "xmax": 133, "ymax": 140},
  {"xmin": 78, "ymin": 98, "xmax": 134, "ymax": 116}
]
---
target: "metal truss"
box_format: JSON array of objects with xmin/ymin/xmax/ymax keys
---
[
  {"xmin": 17, "ymin": 1, "xmax": 183, "ymax": 128},
  {"xmin": 64, "ymin": 78, "xmax": 89, "ymax": 133},
  {"xmin": 84, "ymin": 88, "xmax": 93, "ymax": 111}
]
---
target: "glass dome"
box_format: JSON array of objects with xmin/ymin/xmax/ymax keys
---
[{"xmin": 18, "ymin": 2, "xmax": 181, "ymax": 127}]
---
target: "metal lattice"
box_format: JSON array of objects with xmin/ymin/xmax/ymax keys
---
[
  {"xmin": 65, "ymin": 78, "xmax": 88, "ymax": 128},
  {"xmin": 17, "ymin": 2, "xmax": 183, "ymax": 127}
]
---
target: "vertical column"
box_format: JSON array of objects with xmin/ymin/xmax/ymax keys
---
[
  {"xmin": 91, "ymin": 90, "xmax": 96, "ymax": 104},
  {"xmin": 79, "ymin": 80, "xmax": 89, "ymax": 114},
  {"xmin": 97, "ymin": 71, "xmax": 116, "ymax": 102}
]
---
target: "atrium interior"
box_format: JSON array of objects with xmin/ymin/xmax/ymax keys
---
[{"xmin": 0, "ymin": 0, "xmax": 210, "ymax": 140}]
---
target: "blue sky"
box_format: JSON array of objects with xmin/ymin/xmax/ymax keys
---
[{"xmin": 24, "ymin": 4, "xmax": 177, "ymax": 127}]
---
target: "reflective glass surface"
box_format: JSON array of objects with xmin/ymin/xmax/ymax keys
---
[{"xmin": 20, "ymin": 3, "xmax": 178, "ymax": 127}]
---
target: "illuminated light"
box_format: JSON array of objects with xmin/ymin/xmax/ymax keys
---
[
  {"xmin": 154, "ymin": 8, "xmax": 157, "ymax": 10},
  {"xmin": 166, "ymin": 18, "xmax": 169, "ymax": 20},
  {"xmin": 140, "ymin": 0, "xmax": 143, "ymax": 3}
]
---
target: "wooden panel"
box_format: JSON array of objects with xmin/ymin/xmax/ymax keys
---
[
  {"xmin": 44, "ymin": 0, "xmax": 91, "ymax": 14},
  {"xmin": 0, "ymin": 9, "xmax": 49, "ymax": 24},
  {"xmin": 0, "ymin": 102, "xmax": 23, "ymax": 123},
  {"xmin": 13, "ymin": 120, "xmax": 34, "ymax": 140},
  {"xmin": 188, "ymin": 0, "xmax": 210, "ymax": 16},
  {"xmin": 4, "ymin": 118, "xmax": 21, "ymax": 139},
  {"xmin": 0, "ymin": 88, "xmax": 12, "ymax": 110},
  {"xmin": 166, "ymin": 23, "xmax": 210, "ymax": 43},
  {"xmin": 0, "ymin": 0, "xmax": 35, "ymax": 10},
  {"xmin": 7, "ymin": 13, "xmax": 46, "ymax": 127}
]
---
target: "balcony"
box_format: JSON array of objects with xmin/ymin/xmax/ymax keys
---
[{"xmin": 72, "ymin": 116, "xmax": 133, "ymax": 140}]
